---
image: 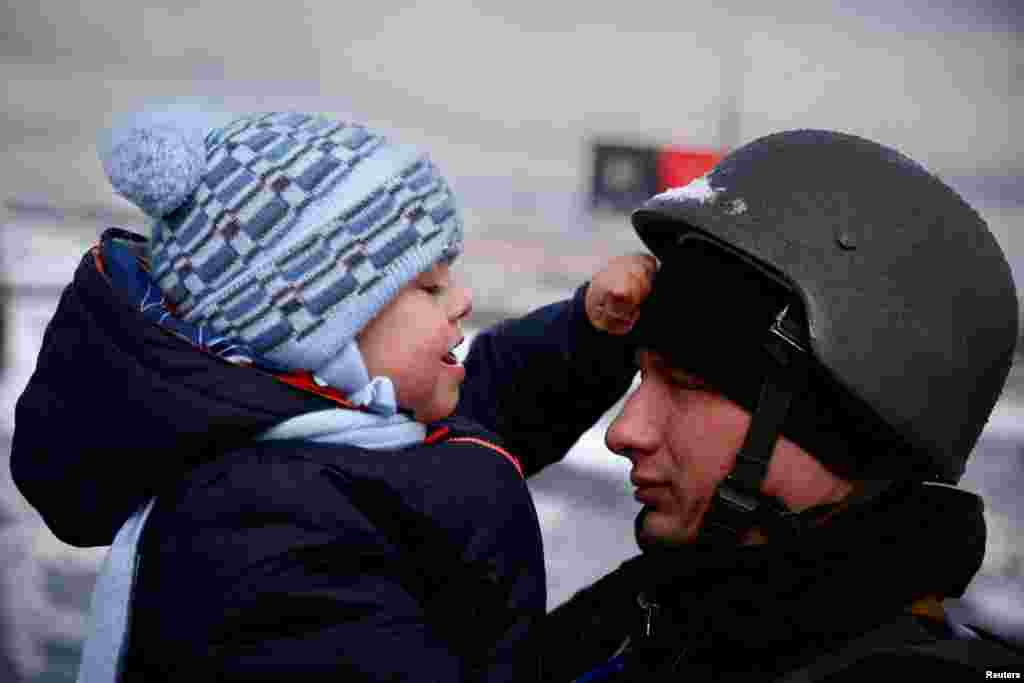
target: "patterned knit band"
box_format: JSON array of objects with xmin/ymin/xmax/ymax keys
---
[{"xmin": 110, "ymin": 111, "xmax": 463, "ymax": 389}]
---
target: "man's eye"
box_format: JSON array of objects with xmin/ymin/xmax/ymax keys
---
[
  {"xmin": 422, "ymin": 285, "xmax": 443, "ymax": 296},
  {"xmin": 670, "ymin": 376, "xmax": 713, "ymax": 393}
]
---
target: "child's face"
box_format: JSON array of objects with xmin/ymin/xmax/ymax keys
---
[{"xmin": 358, "ymin": 262, "xmax": 473, "ymax": 423}]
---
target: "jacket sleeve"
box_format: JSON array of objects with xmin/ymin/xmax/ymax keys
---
[
  {"xmin": 135, "ymin": 455, "xmax": 464, "ymax": 681},
  {"xmin": 456, "ymin": 285, "xmax": 638, "ymax": 477},
  {"xmin": 134, "ymin": 445, "xmax": 544, "ymax": 682}
]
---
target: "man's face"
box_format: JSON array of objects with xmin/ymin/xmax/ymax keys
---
[{"xmin": 606, "ymin": 349, "xmax": 752, "ymax": 547}]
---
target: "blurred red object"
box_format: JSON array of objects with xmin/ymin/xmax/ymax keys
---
[
  {"xmin": 656, "ymin": 148, "xmax": 723, "ymax": 192},
  {"xmin": 590, "ymin": 142, "xmax": 726, "ymax": 214}
]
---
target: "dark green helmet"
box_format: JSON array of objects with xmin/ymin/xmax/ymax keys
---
[{"xmin": 632, "ymin": 129, "xmax": 1018, "ymax": 485}]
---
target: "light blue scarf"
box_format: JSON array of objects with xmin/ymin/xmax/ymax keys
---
[{"xmin": 76, "ymin": 382, "xmax": 424, "ymax": 682}]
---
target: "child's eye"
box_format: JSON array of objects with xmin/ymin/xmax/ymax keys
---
[{"xmin": 422, "ymin": 285, "xmax": 443, "ymax": 296}]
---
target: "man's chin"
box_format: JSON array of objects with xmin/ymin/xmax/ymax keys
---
[
  {"xmin": 635, "ymin": 506, "xmax": 672, "ymax": 552},
  {"xmin": 635, "ymin": 506, "xmax": 695, "ymax": 551}
]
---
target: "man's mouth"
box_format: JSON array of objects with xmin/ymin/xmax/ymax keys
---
[
  {"xmin": 631, "ymin": 474, "xmax": 667, "ymax": 505},
  {"xmin": 630, "ymin": 474, "xmax": 662, "ymax": 489},
  {"xmin": 634, "ymin": 487, "xmax": 663, "ymax": 505}
]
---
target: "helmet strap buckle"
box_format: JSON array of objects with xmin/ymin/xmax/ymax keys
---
[{"xmin": 699, "ymin": 304, "xmax": 809, "ymax": 544}]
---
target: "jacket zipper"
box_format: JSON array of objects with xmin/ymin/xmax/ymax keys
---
[
  {"xmin": 637, "ymin": 592, "xmax": 661, "ymax": 638},
  {"xmin": 637, "ymin": 591, "xmax": 690, "ymax": 672}
]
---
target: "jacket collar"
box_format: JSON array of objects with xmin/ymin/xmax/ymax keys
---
[{"xmin": 623, "ymin": 482, "xmax": 985, "ymax": 655}]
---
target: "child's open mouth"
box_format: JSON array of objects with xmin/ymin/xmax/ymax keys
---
[{"xmin": 442, "ymin": 338, "xmax": 465, "ymax": 366}]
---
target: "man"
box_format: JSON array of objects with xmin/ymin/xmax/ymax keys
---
[{"xmin": 540, "ymin": 129, "xmax": 1024, "ymax": 681}]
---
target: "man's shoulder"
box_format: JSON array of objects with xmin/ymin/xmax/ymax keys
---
[
  {"xmin": 777, "ymin": 614, "xmax": 1024, "ymax": 682},
  {"xmin": 547, "ymin": 555, "xmax": 647, "ymax": 636}
]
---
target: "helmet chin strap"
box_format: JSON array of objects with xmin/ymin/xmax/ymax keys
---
[{"xmin": 697, "ymin": 305, "xmax": 816, "ymax": 546}]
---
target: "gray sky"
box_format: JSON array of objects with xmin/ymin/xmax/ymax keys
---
[{"xmin": 1, "ymin": 0, "xmax": 1019, "ymax": 218}]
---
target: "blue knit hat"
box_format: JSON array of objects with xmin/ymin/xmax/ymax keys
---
[{"xmin": 101, "ymin": 110, "xmax": 464, "ymax": 404}]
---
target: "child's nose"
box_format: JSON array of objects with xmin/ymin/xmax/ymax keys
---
[{"xmin": 450, "ymin": 286, "xmax": 473, "ymax": 323}]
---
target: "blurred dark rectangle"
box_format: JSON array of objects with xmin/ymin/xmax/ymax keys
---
[
  {"xmin": 590, "ymin": 143, "xmax": 660, "ymax": 214},
  {"xmin": 590, "ymin": 142, "xmax": 724, "ymax": 214}
]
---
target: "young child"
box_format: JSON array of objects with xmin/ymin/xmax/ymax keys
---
[{"xmin": 10, "ymin": 110, "xmax": 653, "ymax": 681}]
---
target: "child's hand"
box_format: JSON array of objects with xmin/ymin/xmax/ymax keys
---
[{"xmin": 585, "ymin": 253, "xmax": 658, "ymax": 335}]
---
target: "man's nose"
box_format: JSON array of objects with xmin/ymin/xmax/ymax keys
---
[{"xmin": 605, "ymin": 389, "xmax": 659, "ymax": 461}]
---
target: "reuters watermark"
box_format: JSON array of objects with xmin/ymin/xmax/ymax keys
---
[{"xmin": 986, "ymin": 673, "xmax": 1022, "ymax": 680}]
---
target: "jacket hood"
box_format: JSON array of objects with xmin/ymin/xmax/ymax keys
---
[{"xmin": 11, "ymin": 230, "xmax": 331, "ymax": 547}]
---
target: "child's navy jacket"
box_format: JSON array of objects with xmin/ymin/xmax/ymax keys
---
[{"xmin": 10, "ymin": 238, "xmax": 638, "ymax": 681}]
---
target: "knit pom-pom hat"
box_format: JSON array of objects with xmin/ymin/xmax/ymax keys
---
[{"xmin": 101, "ymin": 110, "xmax": 464, "ymax": 400}]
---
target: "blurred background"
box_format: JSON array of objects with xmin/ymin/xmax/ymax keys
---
[{"xmin": 0, "ymin": 0, "xmax": 1021, "ymax": 679}]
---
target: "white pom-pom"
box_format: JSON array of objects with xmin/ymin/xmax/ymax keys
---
[{"xmin": 101, "ymin": 124, "xmax": 206, "ymax": 217}]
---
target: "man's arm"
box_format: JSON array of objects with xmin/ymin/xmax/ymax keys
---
[{"xmin": 456, "ymin": 255, "xmax": 655, "ymax": 476}]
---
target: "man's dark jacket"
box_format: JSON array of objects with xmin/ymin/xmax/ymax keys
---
[
  {"xmin": 9, "ymin": 239, "xmax": 638, "ymax": 681},
  {"xmin": 538, "ymin": 482, "xmax": 1024, "ymax": 681}
]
